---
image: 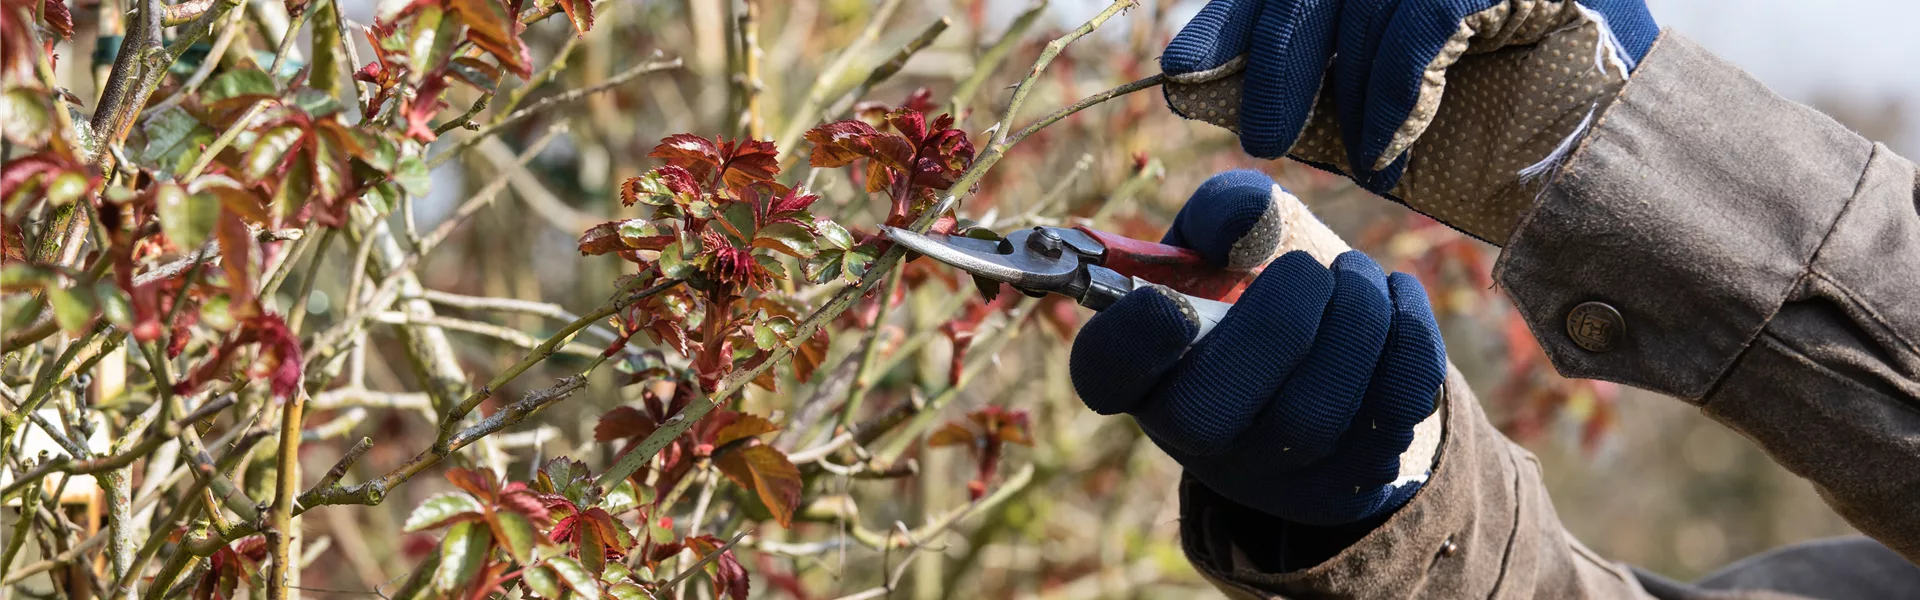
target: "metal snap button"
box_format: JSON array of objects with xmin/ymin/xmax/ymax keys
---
[
  {"xmin": 1438, "ymin": 536, "xmax": 1459, "ymax": 557},
  {"xmin": 1566, "ymin": 301, "xmax": 1625, "ymax": 353}
]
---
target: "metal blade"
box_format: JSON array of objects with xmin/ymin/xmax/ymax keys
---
[{"xmin": 882, "ymin": 226, "xmax": 1082, "ymax": 290}]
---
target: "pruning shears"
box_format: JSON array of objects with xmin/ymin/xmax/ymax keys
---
[{"xmin": 883, "ymin": 224, "xmax": 1270, "ymax": 342}]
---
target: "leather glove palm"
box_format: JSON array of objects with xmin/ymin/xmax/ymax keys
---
[
  {"xmin": 1162, "ymin": 0, "xmax": 1658, "ymax": 243},
  {"xmin": 1069, "ymin": 171, "xmax": 1447, "ymax": 526}
]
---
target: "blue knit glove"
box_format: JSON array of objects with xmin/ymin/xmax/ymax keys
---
[
  {"xmin": 1161, "ymin": 0, "xmax": 1659, "ymax": 243},
  {"xmin": 1069, "ymin": 170, "xmax": 1447, "ymax": 526}
]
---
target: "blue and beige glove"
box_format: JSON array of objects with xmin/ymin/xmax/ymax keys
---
[
  {"xmin": 1161, "ymin": 0, "xmax": 1658, "ymax": 243},
  {"xmin": 1070, "ymin": 170, "xmax": 1448, "ymax": 526}
]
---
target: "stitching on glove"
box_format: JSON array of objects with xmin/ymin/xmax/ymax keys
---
[{"xmin": 1166, "ymin": 54, "xmax": 1249, "ymax": 84}]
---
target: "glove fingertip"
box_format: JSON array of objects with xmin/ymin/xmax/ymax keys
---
[
  {"xmin": 1380, "ymin": 272, "xmax": 1448, "ymax": 416},
  {"xmin": 1069, "ymin": 286, "xmax": 1199, "ymax": 416},
  {"xmin": 1168, "ymin": 170, "xmax": 1284, "ymax": 268},
  {"xmin": 1161, "ymin": 0, "xmax": 1262, "ymax": 75}
]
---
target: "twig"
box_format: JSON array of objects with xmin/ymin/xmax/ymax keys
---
[
  {"xmin": 429, "ymin": 57, "xmax": 682, "ymax": 169},
  {"xmin": 730, "ymin": 0, "xmax": 765, "ymax": 139},
  {"xmin": 367, "ymin": 311, "xmax": 603, "ymax": 357},
  {"xmin": 495, "ymin": 35, "xmax": 581, "ymax": 121},
  {"xmin": 184, "ymin": 100, "xmax": 273, "ymax": 181},
  {"xmin": 1007, "ymin": 73, "xmax": 1166, "ymax": 146},
  {"xmin": 948, "ymin": 1, "xmax": 1047, "ymax": 116},
  {"xmin": 0, "ymin": 481, "xmax": 41, "ymax": 584},
  {"xmin": 822, "ymin": 16, "xmax": 952, "ymax": 118},
  {"xmin": 266, "ymin": 2, "xmax": 310, "ymax": 76},
  {"xmin": 411, "ymin": 289, "xmax": 619, "ymax": 343},
  {"xmin": 322, "ymin": 124, "xmax": 567, "ymax": 359},
  {"xmin": 837, "ymin": 261, "xmax": 905, "ymax": 430},
  {"xmin": 772, "ymin": 0, "xmax": 905, "ymax": 158},
  {"xmin": 309, "ymin": 389, "xmax": 433, "ymax": 411},
  {"xmin": 662, "ymin": 530, "xmax": 750, "ymax": 589},
  {"xmin": 474, "ymin": 136, "xmax": 604, "ymax": 234},
  {"xmin": 148, "ymin": 5, "xmax": 246, "ymax": 114}
]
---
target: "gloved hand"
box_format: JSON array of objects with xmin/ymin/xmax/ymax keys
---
[
  {"xmin": 1160, "ymin": 0, "xmax": 1658, "ymax": 243},
  {"xmin": 1069, "ymin": 170, "xmax": 1447, "ymax": 526}
]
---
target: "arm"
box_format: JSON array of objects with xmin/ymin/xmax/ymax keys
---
[
  {"xmin": 1496, "ymin": 34, "xmax": 1920, "ymax": 563},
  {"xmin": 1067, "ymin": 173, "xmax": 1658, "ymax": 598},
  {"xmin": 1180, "ymin": 367, "xmax": 1646, "ymax": 598}
]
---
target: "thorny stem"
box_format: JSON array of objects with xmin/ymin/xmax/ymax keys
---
[
  {"xmin": 266, "ymin": 389, "xmax": 307, "ymax": 600},
  {"xmin": 594, "ymin": 0, "xmax": 1144, "ymax": 490},
  {"xmin": 428, "ymin": 58, "xmax": 682, "ymax": 169},
  {"xmin": 730, "ymin": 0, "xmax": 765, "ymax": 139}
]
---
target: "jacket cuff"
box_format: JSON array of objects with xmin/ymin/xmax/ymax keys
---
[{"xmin": 1493, "ymin": 32, "xmax": 1875, "ymax": 400}]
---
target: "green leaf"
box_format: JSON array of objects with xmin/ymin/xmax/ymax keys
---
[
  {"xmin": 627, "ymin": 170, "xmax": 679, "ymax": 206},
  {"xmin": 599, "ymin": 480, "xmax": 648, "ymax": 515},
  {"xmin": 578, "ymin": 525, "xmax": 607, "ymax": 573},
  {"xmin": 599, "ymin": 562, "xmax": 632, "ymax": 584},
  {"xmin": 391, "ymin": 155, "xmax": 431, "ymax": 196},
  {"xmin": 544, "ymin": 556, "xmax": 601, "ymax": 598},
  {"xmin": 45, "ymin": 172, "xmax": 87, "ymax": 206},
  {"xmin": 244, "ymin": 125, "xmax": 304, "ymax": 182},
  {"xmin": 156, "ymin": 182, "xmax": 217, "ymax": 250},
  {"xmin": 203, "ymin": 69, "xmax": 277, "ymax": 105},
  {"xmin": 403, "ymin": 493, "xmax": 486, "ymax": 532},
  {"xmin": 93, "ymin": 282, "xmax": 131, "ymax": 327},
  {"xmin": 489, "ymin": 510, "xmax": 539, "ymax": 564},
  {"xmin": 46, "ymin": 286, "xmax": 96, "ymax": 333},
  {"xmin": 647, "ymin": 520, "xmax": 675, "ymax": 547},
  {"xmin": 0, "ymin": 264, "xmax": 55, "ymax": 291},
  {"xmin": 363, "ymin": 182, "xmax": 401, "ymax": 216},
  {"xmin": 0, "ymin": 88, "xmax": 52, "ymax": 146},
  {"xmin": 522, "ymin": 564, "xmax": 563, "ymax": 598},
  {"xmin": 608, "ymin": 582, "xmax": 648, "ymax": 600},
  {"xmin": 753, "ymin": 222, "xmax": 818, "ymax": 258},
  {"xmin": 656, "ymin": 242, "xmax": 695, "ymax": 279},
  {"xmin": 433, "ymin": 521, "xmax": 492, "ymax": 593},
  {"xmin": 801, "ymin": 250, "xmax": 843, "ymax": 284},
  {"xmin": 719, "ymin": 201, "xmax": 758, "ymax": 243},
  {"xmin": 140, "ymin": 106, "xmax": 213, "ymax": 174},
  {"xmin": 447, "ymin": 56, "xmax": 501, "ymax": 92},
  {"xmin": 841, "ymin": 244, "xmax": 882, "ymax": 285},
  {"xmin": 199, "ymin": 294, "xmax": 237, "ymax": 331},
  {"xmin": 813, "ymin": 219, "xmax": 854, "ymax": 250},
  {"xmin": 292, "ymin": 89, "xmax": 343, "ymax": 117},
  {"xmin": 751, "ymin": 315, "xmax": 796, "ymax": 351}
]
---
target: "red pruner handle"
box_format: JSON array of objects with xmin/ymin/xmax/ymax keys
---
[{"xmin": 1075, "ymin": 226, "xmax": 1256, "ymax": 303}]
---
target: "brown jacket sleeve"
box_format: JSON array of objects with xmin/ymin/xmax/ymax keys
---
[
  {"xmin": 1180, "ymin": 368, "xmax": 1664, "ymax": 598},
  {"xmin": 1178, "ymin": 32, "xmax": 1920, "ymax": 598},
  {"xmin": 1496, "ymin": 33, "xmax": 1920, "ymax": 564}
]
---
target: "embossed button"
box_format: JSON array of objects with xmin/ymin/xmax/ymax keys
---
[{"xmin": 1566, "ymin": 302, "xmax": 1624, "ymax": 353}]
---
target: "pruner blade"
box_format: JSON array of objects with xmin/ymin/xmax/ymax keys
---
[{"xmin": 882, "ymin": 225, "xmax": 1100, "ymax": 297}]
